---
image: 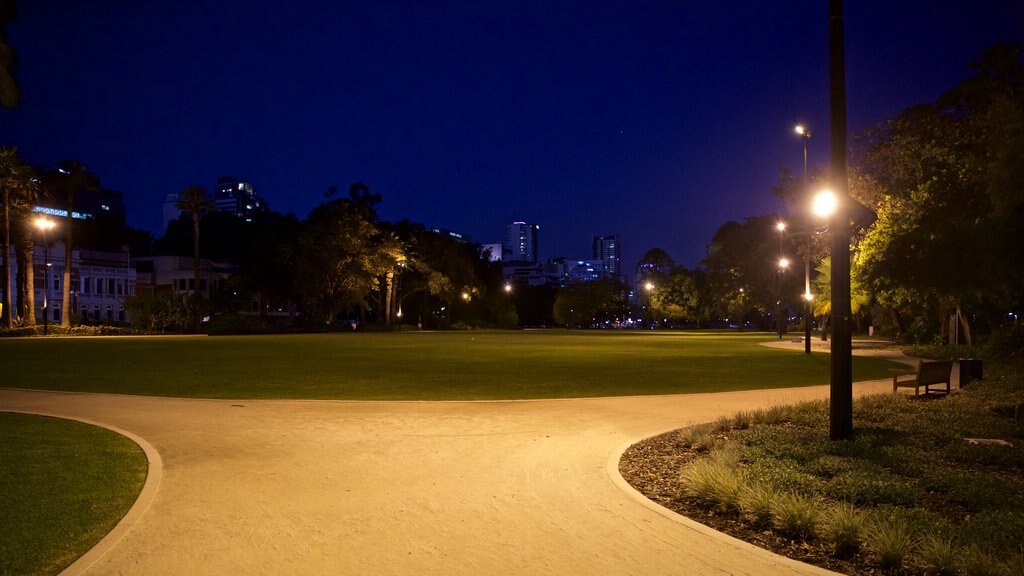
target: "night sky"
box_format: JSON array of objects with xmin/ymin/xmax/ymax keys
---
[{"xmin": 3, "ymin": 1, "xmax": 1022, "ymax": 271}]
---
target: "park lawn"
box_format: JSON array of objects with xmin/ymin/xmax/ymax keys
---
[
  {"xmin": 0, "ymin": 413, "xmax": 148, "ymax": 576},
  {"xmin": 0, "ymin": 331, "xmax": 904, "ymax": 400}
]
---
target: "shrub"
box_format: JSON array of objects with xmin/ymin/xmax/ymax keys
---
[
  {"xmin": 772, "ymin": 492, "xmax": 820, "ymax": 541},
  {"xmin": 866, "ymin": 517, "xmax": 915, "ymax": 573},
  {"xmin": 823, "ymin": 503, "xmax": 866, "ymax": 558},
  {"xmin": 917, "ymin": 535, "xmax": 958, "ymax": 576}
]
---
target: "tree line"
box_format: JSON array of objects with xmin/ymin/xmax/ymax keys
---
[
  {"xmin": 638, "ymin": 43, "xmax": 1023, "ymax": 345},
  {"xmin": 3, "ymin": 43, "xmax": 1021, "ymax": 341}
]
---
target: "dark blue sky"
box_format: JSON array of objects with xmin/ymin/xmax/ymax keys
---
[{"xmin": 4, "ymin": 1, "xmax": 1022, "ymax": 270}]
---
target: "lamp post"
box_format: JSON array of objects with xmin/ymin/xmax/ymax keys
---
[
  {"xmin": 796, "ymin": 125, "xmax": 813, "ymax": 354},
  {"xmin": 776, "ymin": 222, "xmax": 787, "ymax": 339},
  {"xmin": 34, "ymin": 217, "xmax": 56, "ymax": 335},
  {"xmin": 644, "ymin": 281, "xmax": 654, "ymax": 328}
]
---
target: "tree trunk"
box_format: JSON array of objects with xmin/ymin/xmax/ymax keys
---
[
  {"xmin": 889, "ymin": 308, "xmax": 904, "ymax": 341},
  {"xmin": 17, "ymin": 242, "xmax": 34, "ymax": 325},
  {"xmin": 192, "ymin": 213, "xmax": 201, "ymax": 332},
  {"xmin": 61, "ymin": 191, "xmax": 73, "ymax": 327},
  {"xmin": 2, "ymin": 189, "xmax": 11, "ymax": 328},
  {"xmin": 959, "ymin": 308, "xmax": 974, "ymax": 346},
  {"xmin": 383, "ymin": 270, "xmax": 394, "ymax": 326}
]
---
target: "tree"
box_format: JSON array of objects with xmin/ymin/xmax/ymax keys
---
[
  {"xmin": 40, "ymin": 161, "xmax": 99, "ymax": 327},
  {"xmin": 296, "ymin": 184, "xmax": 386, "ymax": 325},
  {"xmin": 648, "ymin": 267, "xmax": 710, "ymax": 327},
  {"xmin": 703, "ymin": 216, "xmax": 800, "ymax": 330},
  {"xmin": 0, "ymin": 146, "xmax": 35, "ymax": 327},
  {"xmin": 0, "ymin": 0, "xmax": 20, "ymax": 108},
  {"xmin": 553, "ymin": 278, "xmax": 627, "ymax": 327},
  {"xmin": 176, "ymin": 185, "xmax": 214, "ymax": 331},
  {"xmin": 854, "ymin": 44, "xmax": 1024, "ymax": 343}
]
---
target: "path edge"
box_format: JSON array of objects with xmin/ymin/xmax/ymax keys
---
[{"xmin": 3, "ymin": 410, "xmax": 163, "ymax": 576}]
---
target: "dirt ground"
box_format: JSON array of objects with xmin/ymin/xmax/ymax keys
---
[{"xmin": 2, "ymin": 343, "xmax": 919, "ymax": 576}]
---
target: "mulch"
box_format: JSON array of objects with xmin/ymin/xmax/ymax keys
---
[{"xmin": 618, "ymin": 430, "xmax": 878, "ymax": 576}]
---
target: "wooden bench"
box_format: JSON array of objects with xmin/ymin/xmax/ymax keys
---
[{"xmin": 892, "ymin": 360, "xmax": 954, "ymax": 395}]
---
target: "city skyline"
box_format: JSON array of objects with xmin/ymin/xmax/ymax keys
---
[{"xmin": 3, "ymin": 1, "xmax": 1021, "ymax": 269}]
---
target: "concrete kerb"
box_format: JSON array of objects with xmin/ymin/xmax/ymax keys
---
[{"xmin": 2, "ymin": 409, "xmax": 164, "ymax": 576}]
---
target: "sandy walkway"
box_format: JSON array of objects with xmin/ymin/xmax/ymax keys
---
[{"xmin": 2, "ymin": 345, "xmax": 923, "ymax": 575}]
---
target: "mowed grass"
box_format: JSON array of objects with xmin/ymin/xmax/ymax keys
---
[
  {"xmin": 0, "ymin": 413, "xmax": 148, "ymax": 575},
  {"xmin": 0, "ymin": 331, "xmax": 904, "ymax": 400}
]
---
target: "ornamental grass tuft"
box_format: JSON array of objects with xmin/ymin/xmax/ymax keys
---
[
  {"xmin": 866, "ymin": 517, "xmax": 915, "ymax": 573},
  {"xmin": 822, "ymin": 503, "xmax": 866, "ymax": 559},
  {"xmin": 771, "ymin": 492, "xmax": 820, "ymax": 541}
]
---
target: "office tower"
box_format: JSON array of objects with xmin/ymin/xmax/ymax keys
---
[
  {"xmin": 505, "ymin": 221, "xmax": 539, "ymax": 264},
  {"xmin": 592, "ymin": 234, "xmax": 621, "ymax": 279},
  {"xmin": 214, "ymin": 176, "xmax": 266, "ymax": 222}
]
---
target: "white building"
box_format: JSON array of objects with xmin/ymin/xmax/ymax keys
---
[{"xmin": 3, "ymin": 242, "xmax": 136, "ymax": 324}]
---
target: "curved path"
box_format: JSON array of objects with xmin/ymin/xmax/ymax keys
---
[{"xmin": 2, "ymin": 347, "xmax": 921, "ymax": 575}]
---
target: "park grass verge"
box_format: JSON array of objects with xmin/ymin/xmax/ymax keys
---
[
  {"xmin": 0, "ymin": 331, "xmax": 904, "ymax": 400},
  {"xmin": 0, "ymin": 413, "xmax": 148, "ymax": 575},
  {"xmin": 621, "ymin": 364, "xmax": 1024, "ymax": 575}
]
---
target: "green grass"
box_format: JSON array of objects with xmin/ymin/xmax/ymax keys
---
[
  {"xmin": 0, "ymin": 331, "xmax": 903, "ymax": 400},
  {"xmin": 0, "ymin": 413, "xmax": 148, "ymax": 575}
]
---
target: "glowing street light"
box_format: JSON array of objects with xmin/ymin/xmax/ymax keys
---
[
  {"xmin": 813, "ymin": 189, "xmax": 838, "ymax": 218},
  {"xmin": 779, "ymin": 257, "xmax": 790, "ymax": 270},
  {"xmin": 796, "ymin": 124, "xmax": 813, "ymax": 354},
  {"xmin": 644, "ymin": 282, "xmax": 654, "ymax": 291},
  {"xmin": 504, "ymin": 283, "xmax": 512, "ymax": 294},
  {"xmin": 34, "ymin": 217, "xmax": 57, "ymax": 335}
]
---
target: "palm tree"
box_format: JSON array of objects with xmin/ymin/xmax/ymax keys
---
[
  {"xmin": 0, "ymin": 146, "xmax": 36, "ymax": 328},
  {"xmin": 176, "ymin": 185, "xmax": 214, "ymax": 331},
  {"xmin": 0, "ymin": 0, "xmax": 21, "ymax": 109},
  {"xmin": 45, "ymin": 161, "xmax": 98, "ymax": 327}
]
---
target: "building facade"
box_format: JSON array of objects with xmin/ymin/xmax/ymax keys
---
[
  {"xmin": 214, "ymin": 176, "xmax": 266, "ymax": 223},
  {"xmin": 592, "ymin": 234, "xmax": 621, "ymax": 279},
  {"xmin": 504, "ymin": 221, "xmax": 539, "ymax": 264},
  {"xmin": 3, "ymin": 242, "xmax": 136, "ymax": 324}
]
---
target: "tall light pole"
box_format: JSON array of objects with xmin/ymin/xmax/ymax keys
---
[
  {"xmin": 828, "ymin": 0, "xmax": 853, "ymax": 440},
  {"xmin": 796, "ymin": 125, "xmax": 813, "ymax": 354},
  {"xmin": 34, "ymin": 217, "xmax": 56, "ymax": 335},
  {"xmin": 776, "ymin": 221, "xmax": 787, "ymax": 339}
]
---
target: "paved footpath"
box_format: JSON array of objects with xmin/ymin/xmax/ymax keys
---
[{"xmin": 2, "ymin": 346, "xmax": 919, "ymax": 576}]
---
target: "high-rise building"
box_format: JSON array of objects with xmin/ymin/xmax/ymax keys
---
[
  {"xmin": 505, "ymin": 221, "xmax": 539, "ymax": 264},
  {"xmin": 214, "ymin": 176, "xmax": 266, "ymax": 223},
  {"xmin": 592, "ymin": 234, "xmax": 621, "ymax": 279}
]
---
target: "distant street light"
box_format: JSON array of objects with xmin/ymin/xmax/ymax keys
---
[
  {"xmin": 796, "ymin": 124, "xmax": 813, "ymax": 354},
  {"xmin": 34, "ymin": 217, "xmax": 57, "ymax": 335},
  {"xmin": 776, "ymin": 222, "xmax": 787, "ymax": 339},
  {"xmin": 504, "ymin": 283, "xmax": 512, "ymax": 294}
]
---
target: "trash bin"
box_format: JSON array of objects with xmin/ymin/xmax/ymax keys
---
[{"xmin": 958, "ymin": 358, "xmax": 983, "ymax": 387}]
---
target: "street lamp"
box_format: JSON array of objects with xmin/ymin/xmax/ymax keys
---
[
  {"xmin": 34, "ymin": 217, "xmax": 56, "ymax": 335},
  {"xmin": 796, "ymin": 124, "xmax": 813, "ymax": 353},
  {"xmin": 775, "ymin": 222, "xmax": 788, "ymax": 339},
  {"xmin": 814, "ymin": 189, "xmax": 838, "ymax": 218}
]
